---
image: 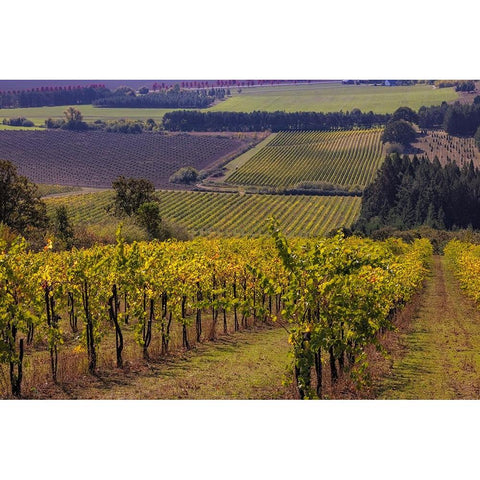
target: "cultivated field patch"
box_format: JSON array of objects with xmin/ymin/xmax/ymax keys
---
[
  {"xmin": 0, "ymin": 105, "xmax": 181, "ymax": 126},
  {"xmin": 45, "ymin": 190, "xmax": 361, "ymax": 237},
  {"xmin": 410, "ymin": 129, "xmax": 480, "ymax": 166},
  {"xmin": 225, "ymin": 129, "xmax": 384, "ymax": 189},
  {"xmin": 208, "ymin": 83, "xmax": 459, "ymax": 114},
  {"xmin": 0, "ymin": 130, "xmax": 250, "ymax": 188}
]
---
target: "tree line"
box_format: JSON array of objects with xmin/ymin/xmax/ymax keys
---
[
  {"xmin": 0, "ymin": 84, "xmax": 228, "ymax": 110},
  {"xmin": 418, "ymin": 98, "xmax": 480, "ymax": 135},
  {"xmin": 162, "ymin": 110, "xmax": 391, "ymax": 132},
  {"xmin": 93, "ymin": 87, "xmax": 227, "ymax": 109},
  {"xmin": 43, "ymin": 107, "xmax": 162, "ymax": 133},
  {"xmin": 354, "ymin": 153, "xmax": 480, "ymax": 234},
  {"xmin": 0, "ymin": 85, "xmax": 109, "ymax": 108}
]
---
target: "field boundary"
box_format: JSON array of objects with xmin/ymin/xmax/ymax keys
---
[{"xmin": 204, "ymin": 132, "xmax": 276, "ymax": 184}]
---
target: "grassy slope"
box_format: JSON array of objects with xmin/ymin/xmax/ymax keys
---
[
  {"xmin": 209, "ymin": 83, "xmax": 459, "ymax": 114},
  {"xmin": 53, "ymin": 327, "xmax": 294, "ymax": 400},
  {"xmin": 378, "ymin": 256, "xmax": 480, "ymax": 399},
  {"xmin": 36, "ymin": 184, "xmax": 81, "ymax": 197}
]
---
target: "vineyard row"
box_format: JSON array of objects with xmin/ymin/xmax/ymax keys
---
[
  {"xmin": 225, "ymin": 129, "xmax": 384, "ymax": 189},
  {"xmin": 0, "ymin": 232, "xmax": 432, "ymax": 398},
  {"xmin": 45, "ymin": 190, "xmax": 362, "ymax": 237}
]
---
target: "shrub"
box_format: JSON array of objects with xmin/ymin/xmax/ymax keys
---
[
  {"xmin": 169, "ymin": 166, "xmax": 199, "ymax": 184},
  {"xmin": 385, "ymin": 142, "xmax": 404, "ymax": 155},
  {"xmin": 61, "ymin": 120, "xmax": 88, "ymax": 131},
  {"xmin": 2, "ymin": 117, "xmax": 34, "ymax": 127},
  {"xmin": 381, "ymin": 119, "xmax": 417, "ymax": 145},
  {"xmin": 105, "ymin": 119, "xmax": 143, "ymax": 134},
  {"xmin": 45, "ymin": 118, "xmax": 65, "ymax": 129}
]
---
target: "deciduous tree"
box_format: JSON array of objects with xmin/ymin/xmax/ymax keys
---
[
  {"xmin": 111, "ymin": 176, "xmax": 156, "ymax": 217},
  {"xmin": 381, "ymin": 119, "xmax": 417, "ymax": 145},
  {"xmin": 0, "ymin": 160, "xmax": 48, "ymax": 235}
]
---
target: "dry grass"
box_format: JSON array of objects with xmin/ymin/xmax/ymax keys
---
[
  {"xmin": 1, "ymin": 307, "xmax": 294, "ymax": 400},
  {"xmin": 18, "ymin": 325, "xmax": 294, "ymax": 400}
]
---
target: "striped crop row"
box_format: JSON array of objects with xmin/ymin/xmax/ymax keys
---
[
  {"xmin": 45, "ymin": 190, "xmax": 361, "ymax": 237},
  {"xmin": 225, "ymin": 129, "xmax": 384, "ymax": 189}
]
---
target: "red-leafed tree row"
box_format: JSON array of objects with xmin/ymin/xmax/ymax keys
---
[{"xmin": 151, "ymin": 80, "xmax": 317, "ymax": 91}]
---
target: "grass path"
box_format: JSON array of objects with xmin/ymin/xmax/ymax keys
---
[
  {"xmin": 378, "ymin": 256, "xmax": 480, "ymax": 399},
  {"xmin": 57, "ymin": 327, "xmax": 294, "ymax": 400}
]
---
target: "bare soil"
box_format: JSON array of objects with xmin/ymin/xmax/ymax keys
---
[
  {"xmin": 409, "ymin": 129, "xmax": 480, "ymax": 167},
  {"xmin": 0, "ymin": 130, "xmax": 254, "ymax": 189}
]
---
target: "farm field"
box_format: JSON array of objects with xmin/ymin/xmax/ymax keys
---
[
  {"xmin": 0, "ymin": 130, "xmax": 252, "ymax": 188},
  {"xmin": 0, "ymin": 105, "xmax": 183, "ymax": 126},
  {"xmin": 36, "ymin": 184, "xmax": 81, "ymax": 197},
  {"xmin": 0, "ymin": 83, "xmax": 460, "ymax": 126},
  {"xmin": 0, "ymin": 234, "xmax": 431, "ymax": 400},
  {"xmin": 0, "ymin": 124, "xmax": 44, "ymax": 131},
  {"xmin": 44, "ymin": 189, "xmax": 361, "ymax": 237},
  {"xmin": 225, "ymin": 129, "xmax": 384, "ymax": 189},
  {"xmin": 410, "ymin": 129, "xmax": 480, "ymax": 166},
  {"xmin": 210, "ymin": 132, "xmax": 277, "ymax": 181},
  {"xmin": 208, "ymin": 83, "xmax": 459, "ymax": 114}
]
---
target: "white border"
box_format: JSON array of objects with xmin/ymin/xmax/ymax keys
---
[{"xmin": 1, "ymin": 1, "xmax": 478, "ymax": 478}]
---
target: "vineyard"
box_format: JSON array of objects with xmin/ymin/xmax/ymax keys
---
[
  {"xmin": 445, "ymin": 240, "xmax": 480, "ymax": 302},
  {"xmin": 411, "ymin": 129, "xmax": 480, "ymax": 166},
  {"xmin": 225, "ymin": 129, "xmax": 384, "ymax": 189},
  {"xmin": 0, "ymin": 130, "xmax": 251, "ymax": 188},
  {"xmin": 0, "ymin": 230, "xmax": 432, "ymax": 399},
  {"xmin": 44, "ymin": 190, "xmax": 362, "ymax": 237}
]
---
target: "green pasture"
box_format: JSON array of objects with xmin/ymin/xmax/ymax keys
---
[
  {"xmin": 208, "ymin": 82, "xmax": 459, "ymax": 114},
  {"xmin": 0, "ymin": 105, "xmax": 183, "ymax": 126},
  {"xmin": 0, "ymin": 83, "xmax": 459, "ymax": 126},
  {"xmin": 0, "ymin": 123, "xmax": 44, "ymax": 131}
]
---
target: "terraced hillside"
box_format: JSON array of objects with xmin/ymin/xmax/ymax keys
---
[
  {"xmin": 225, "ymin": 129, "xmax": 384, "ymax": 189},
  {"xmin": 45, "ymin": 190, "xmax": 361, "ymax": 237}
]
